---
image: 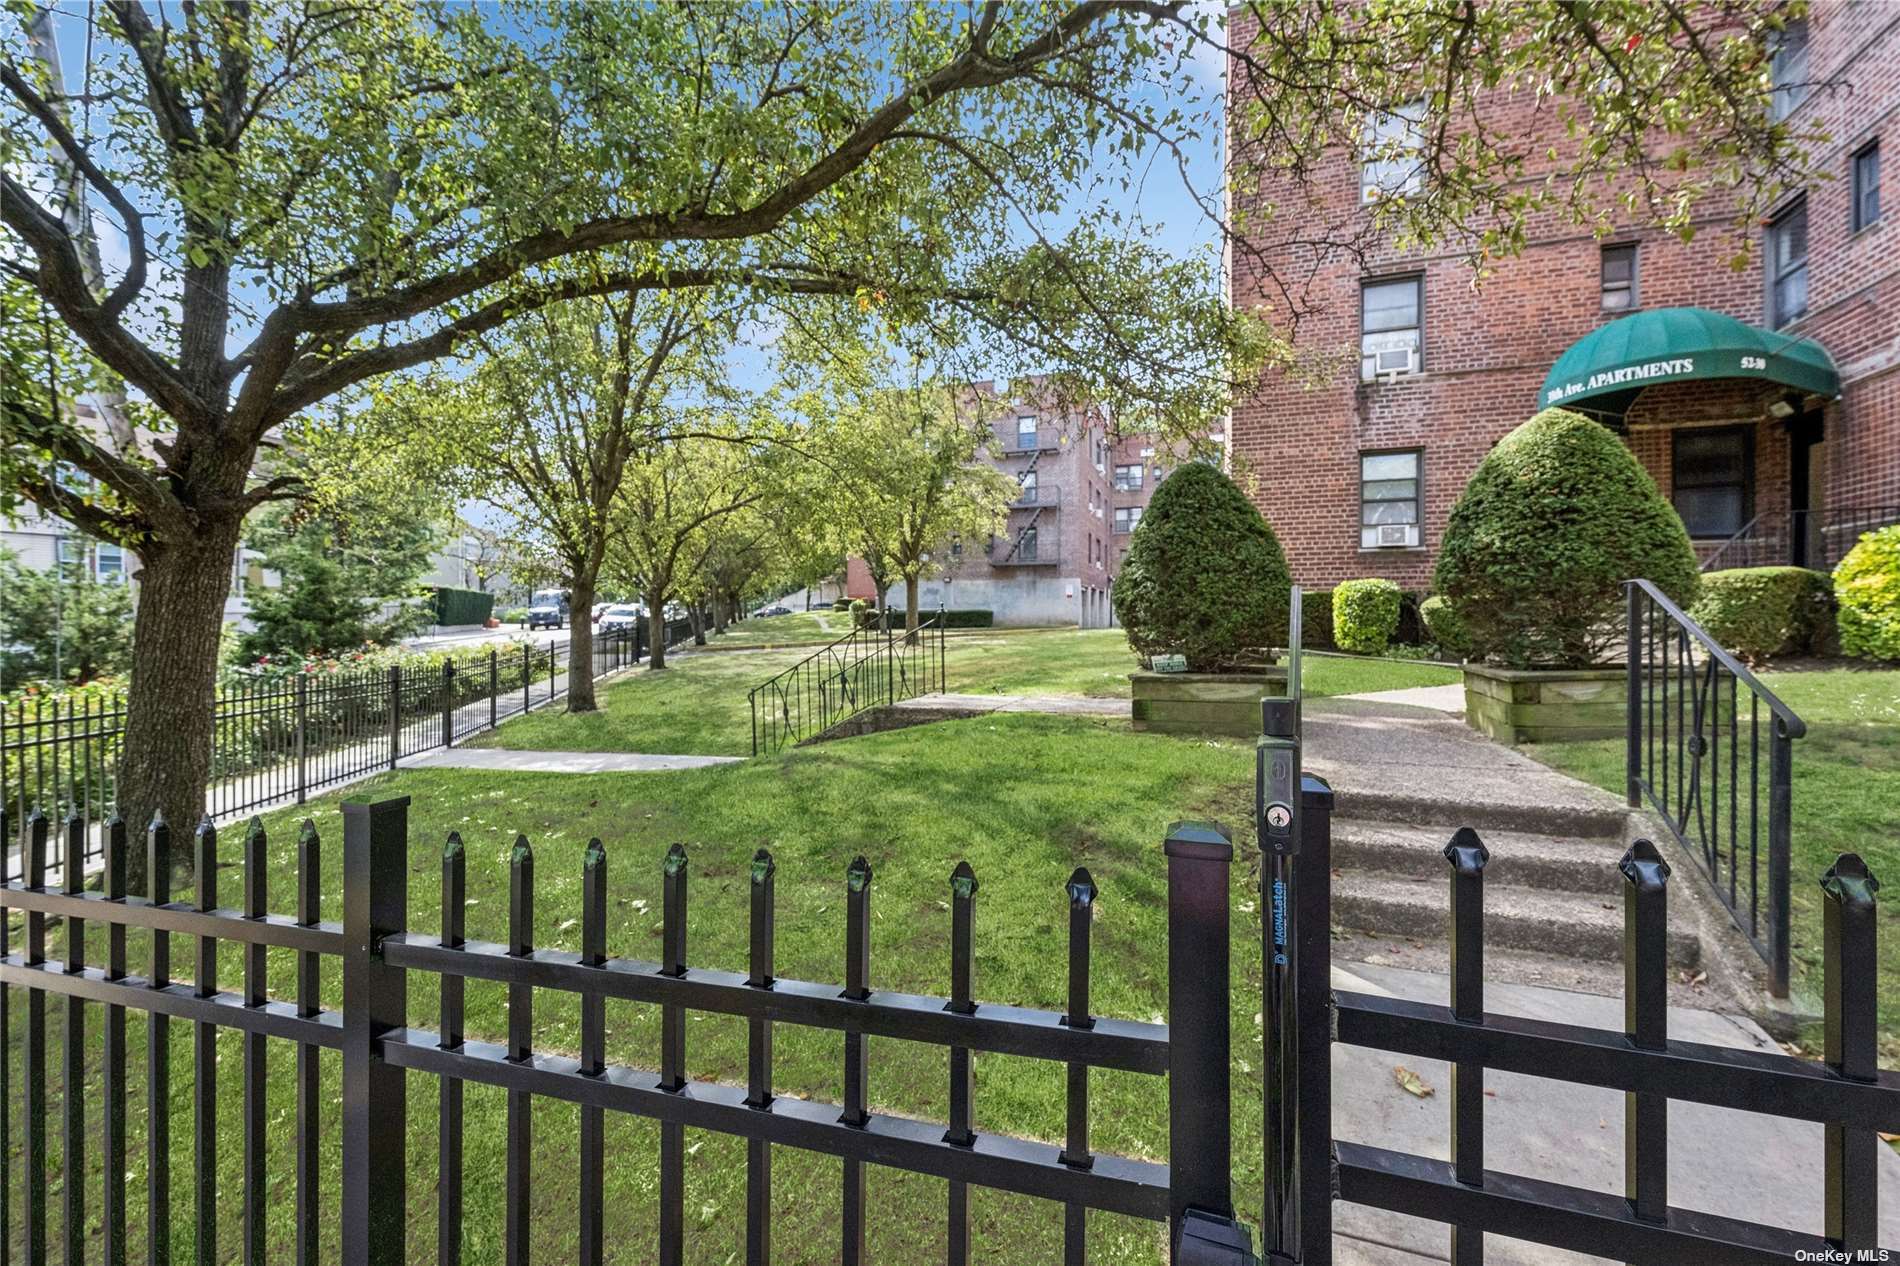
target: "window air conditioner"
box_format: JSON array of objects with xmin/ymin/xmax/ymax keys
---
[
  {"xmin": 1374, "ymin": 524, "xmax": 1419, "ymax": 548},
  {"xmin": 1374, "ymin": 346, "xmax": 1419, "ymax": 378}
]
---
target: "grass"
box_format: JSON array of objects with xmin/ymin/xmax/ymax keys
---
[
  {"xmin": 477, "ymin": 627, "xmax": 1461, "ymax": 757},
  {"xmin": 704, "ymin": 611, "xmax": 850, "ymax": 647},
  {"xmin": 20, "ymin": 714, "xmax": 1269, "ymax": 1263},
  {"xmin": 1523, "ymin": 667, "xmax": 1900, "ymax": 1044}
]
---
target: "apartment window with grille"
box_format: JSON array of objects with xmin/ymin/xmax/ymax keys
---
[
  {"xmin": 1768, "ymin": 197, "xmax": 1809, "ymax": 327},
  {"xmin": 1673, "ymin": 427, "xmax": 1751, "ymax": 539},
  {"xmin": 1113, "ymin": 506, "xmax": 1142, "ymax": 535},
  {"xmin": 1361, "ymin": 276, "xmax": 1423, "ymax": 379},
  {"xmin": 1771, "ymin": 19, "xmax": 1809, "ymax": 122},
  {"xmin": 1113, "ymin": 464, "xmax": 1144, "ymax": 491},
  {"xmin": 1601, "ymin": 244, "xmax": 1638, "ymax": 311},
  {"xmin": 1853, "ymin": 143, "xmax": 1882, "ymax": 232},
  {"xmin": 1017, "ymin": 416, "xmax": 1038, "ymax": 449},
  {"xmin": 1360, "ymin": 451, "xmax": 1421, "ymax": 548},
  {"xmin": 1360, "ymin": 100, "xmax": 1424, "ymax": 203}
]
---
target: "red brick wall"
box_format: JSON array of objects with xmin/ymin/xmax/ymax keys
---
[{"xmin": 1226, "ymin": 0, "xmax": 1900, "ymax": 588}]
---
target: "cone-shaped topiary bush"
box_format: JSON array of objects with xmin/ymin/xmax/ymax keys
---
[
  {"xmin": 1113, "ymin": 462, "xmax": 1290, "ymax": 671},
  {"xmin": 1434, "ymin": 408, "xmax": 1699, "ymax": 667}
]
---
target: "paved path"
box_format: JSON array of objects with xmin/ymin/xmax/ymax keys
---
[
  {"xmin": 1333, "ymin": 682, "xmax": 1466, "ymax": 713},
  {"xmin": 403, "ymin": 748, "xmax": 742, "ymax": 773},
  {"xmin": 1330, "ymin": 957, "xmax": 1900, "ymax": 1262}
]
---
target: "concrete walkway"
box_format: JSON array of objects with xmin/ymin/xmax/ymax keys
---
[
  {"xmin": 1333, "ymin": 682, "xmax": 1466, "ymax": 713},
  {"xmin": 1330, "ymin": 957, "xmax": 1900, "ymax": 1262},
  {"xmin": 402, "ymin": 748, "xmax": 742, "ymax": 773}
]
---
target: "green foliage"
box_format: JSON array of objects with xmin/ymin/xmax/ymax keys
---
[
  {"xmin": 1333, "ymin": 580, "xmax": 1403, "ymax": 654},
  {"xmin": 1434, "ymin": 408, "xmax": 1700, "ymax": 667},
  {"xmin": 433, "ymin": 588, "xmax": 496, "ymax": 626},
  {"xmin": 1421, "ymin": 595, "xmax": 1475, "ymax": 659},
  {"xmin": 239, "ymin": 500, "xmax": 440, "ymax": 660},
  {"xmin": 1297, "ymin": 588, "xmax": 1335, "ymax": 650},
  {"xmin": 1836, "ymin": 526, "xmax": 1900, "ymax": 662},
  {"xmin": 0, "ymin": 551, "xmax": 134, "ymax": 689},
  {"xmin": 498, "ymin": 608, "xmax": 528, "ymax": 624},
  {"xmin": 1113, "ymin": 464, "xmax": 1290, "ymax": 672},
  {"xmin": 941, "ymin": 609, "xmax": 994, "ymax": 629},
  {"xmin": 1689, "ymin": 567, "xmax": 1835, "ymax": 662}
]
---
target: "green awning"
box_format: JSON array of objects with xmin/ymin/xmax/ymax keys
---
[{"xmin": 1540, "ymin": 306, "xmax": 1840, "ymax": 419}]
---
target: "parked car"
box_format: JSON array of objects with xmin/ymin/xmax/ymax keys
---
[
  {"xmin": 598, "ymin": 604, "xmax": 643, "ymax": 632},
  {"xmin": 591, "ymin": 602, "xmax": 611, "ymax": 623},
  {"xmin": 758, "ymin": 605, "xmax": 791, "ymax": 617},
  {"xmin": 526, "ymin": 601, "xmax": 565, "ymax": 630}
]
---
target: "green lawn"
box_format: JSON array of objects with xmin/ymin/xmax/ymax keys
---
[
  {"xmin": 479, "ymin": 628, "xmax": 1460, "ymax": 757},
  {"xmin": 24, "ymin": 715, "xmax": 1266, "ymax": 1263},
  {"xmin": 706, "ymin": 610, "xmax": 850, "ymax": 646},
  {"xmin": 1523, "ymin": 667, "xmax": 1900, "ymax": 1047}
]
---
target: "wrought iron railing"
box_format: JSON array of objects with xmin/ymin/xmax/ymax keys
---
[
  {"xmin": 1624, "ymin": 578, "xmax": 1805, "ymax": 995},
  {"xmin": 1701, "ymin": 503, "xmax": 1900, "ymax": 572},
  {"xmin": 747, "ymin": 611, "xmax": 946, "ymax": 754}
]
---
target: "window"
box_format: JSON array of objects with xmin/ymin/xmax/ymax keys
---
[
  {"xmin": 95, "ymin": 542, "xmax": 125, "ymax": 582},
  {"xmin": 1771, "ymin": 19, "xmax": 1809, "ymax": 122},
  {"xmin": 1360, "ymin": 100, "xmax": 1424, "ymax": 203},
  {"xmin": 1360, "ymin": 451, "xmax": 1421, "ymax": 548},
  {"xmin": 1017, "ymin": 416, "xmax": 1038, "ymax": 449},
  {"xmin": 1673, "ymin": 428, "xmax": 1750, "ymax": 539},
  {"xmin": 1854, "ymin": 142, "xmax": 1882, "ymax": 232},
  {"xmin": 1601, "ymin": 244, "xmax": 1638, "ymax": 311},
  {"xmin": 56, "ymin": 536, "xmax": 85, "ymax": 574},
  {"xmin": 1113, "ymin": 506, "xmax": 1142, "ymax": 534},
  {"xmin": 1361, "ymin": 276, "xmax": 1423, "ymax": 379},
  {"xmin": 1768, "ymin": 197, "xmax": 1809, "ymax": 327},
  {"xmin": 1019, "ymin": 469, "xmax": 1038, "ymax": 501},
  {"xmin": 1019, "ymin": 526, "xmax": 1038, "ymax": 560},
  {"xmin": 1113, "ymin": 464, "xmax": 1144, "ymax": 491},
  {"xmin": 950, "ymin": 537, "xmax": 962, "ymax": 560}
]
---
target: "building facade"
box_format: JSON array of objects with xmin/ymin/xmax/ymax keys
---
[{"xmin": 1227, "ymin": 1, "xmax": 1900, "ymax": 590}]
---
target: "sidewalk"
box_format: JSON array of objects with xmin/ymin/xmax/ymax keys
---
[{"xmin": 1329, "ymin": 957, "xmax": 1900, "ymax": 1262}]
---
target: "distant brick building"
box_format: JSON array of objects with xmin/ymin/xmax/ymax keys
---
[
  {"xmin": 850, "ymin": 386, "xmax": 1204, "ymax": 626},
  {"xmin": 1227, "ymin": 1, "xmax": 1900, "ymax": 590}
]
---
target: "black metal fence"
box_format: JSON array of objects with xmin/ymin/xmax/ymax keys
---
[
  {"xmin": 748, "ymin": 612, "xmax": 947, "ymax": 755},
  {"xmin": 1700, "ymin": 503, "xmax": 1900, "ymax": 572},
  {"xmin": 0, "ymin": 799, "xmax": 1257, "ymax": 1264},
  {"xmin": 1625, "ymin": 579, "xmax": 1803, "ymax": 995},
  {"xmin": 1268, "ymin": 776, "xmax": 1896, "ymax": 1265},
  {"xmin": 1, "ymin": 620, "xmax": 692, "ymax": 883}
]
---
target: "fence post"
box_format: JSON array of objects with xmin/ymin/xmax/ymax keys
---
[
  {"xmin": 1822, "ymin": 853, "xmax": 1880, "ymax": 1252},
  {"xmin": 1620, "ymin": 839, "xmax": 1670, "ymax": 1226},
  {"xmin": 295, "ymin": 674, "xmax": 309, "ymax": 805},
  {"xmin": 441, "ymin": 662, "xmax": 455, "ymax": 750},
  {"xmin": 523, "ymin": 643, "xmax": 531, "ymax": 715},
  {"xmin": 341, "ymin": 796, "xmax": 410, "ymax": 1266},
  {"xmin": 1162, "ymin": 820, "xmax": 1255, "ymax": 1264},
  {"xmin": 386, "ymin": 665, "xmax": 401, "ymax": 771},
  {"xmin": 489, "ymin": 649, "xmax": 498, "ymax": 732},
  {"xmin": 1625, "ymin": 583, "xmax": 1642, "ymax": 808},
  {"xmin": 1768, "ymin": 728, "xmax": 1794, "ymax": 998}
]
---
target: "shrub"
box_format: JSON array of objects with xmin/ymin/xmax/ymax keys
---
[
  {"xmin": 1688, "ymin": 567, "xmax": 1835, "ymax": 662},
  {"xmin": 499, "ymin": 607, "xmax": 528, "ymax": 624},
  {"xmin": 1112, "ymin": 463, "xmax": 1291, "ymax": 671},
  {"xmin": 1836, "ymin": 525, "xmax": 1900, "ymax": 661},
  {"xmin": 1420, "ymin": 595, "xmax": 1473, "ymax": 658},
  {"xmin": 1298, "ymin": 588, "xmax": 1335, "ymax": 650},
  {"xmin": 1434, "ymin": 408, "xmax": 1699, "ymax": 666},
  {"xmin": 1333, "ymin": 580, "xmax": 1403, "ymax": 654},
  {"xmin": 858, "ymin": 606, "xmax": 993, "ymax": 630},
  {"xmin": 432, "ymin": 587, "xmax": 496, "ymax": 625},
  {"xmin": 942, "ymin": 609, "xmax": 994, "ymax": 629}
]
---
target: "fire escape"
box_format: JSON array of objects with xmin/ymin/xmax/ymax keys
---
[{"xmin": 994, "ymin": 437, "xmax": 1053, "ymax": 564}]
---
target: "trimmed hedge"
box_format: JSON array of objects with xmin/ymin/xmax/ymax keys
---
[
  {"xmin": 1113, "ymin": 464, "xmax": 1291, "ymax": 671},
  {"xmin": 1836, "ymin": 525, "xmax": 1900, "ymax": 661},
  {"xmin": 1298, "ymin": 588, "xmax": 1336, "ymax": 650},
  {"xmin": 1434, "ymin": 408, "xmax": 1699, "ymax": 666},
  {"xmin": 1421, "ymin": 595, "xmax": 1474, "ymax": 658},
  {"xmin": 1688, "ymin": 567, "xmax": 1835, "ymax": 662},
  {"xmin": 1334, "ymin": 580, "xmax": 1402, "ymax": 654},
  {"xmin": 855, "ymin": 606, "xmax": 995, "ymax": 630},
  {"xmin": 432, "ymin": 587, "xmax": 495, "ymax": 625}
]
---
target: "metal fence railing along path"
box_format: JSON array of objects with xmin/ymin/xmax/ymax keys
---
[
  {"xmin": 1624, "ymin": 579, "xmax": 1804, "ymax": 996},
  {"xmin": 0, "ymin": 796, "xmax": 1257, "ymax": 1263},
  {"xmin": 747, "ymin": 610, "xmax": 948, "ymax": 755},
  {"xmin": 1, "ymin": 618, "xmax": 695, "ymax": 882}
]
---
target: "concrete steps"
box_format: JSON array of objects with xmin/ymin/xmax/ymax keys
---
[{"xmin": 1329, "ymin": 816, "xmax": 1702, "ymax": 969}]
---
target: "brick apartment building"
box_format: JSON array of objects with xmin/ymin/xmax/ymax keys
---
[
  {"xmin": 845, "ymin": 386, "xmax": 1201, "ymax": 626},
  {"xmin": 1227, "ymin": 1, "xmax": 1900, "ymax": 590}
]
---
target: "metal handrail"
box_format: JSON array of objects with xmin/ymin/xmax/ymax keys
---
[
  {"xmin": 1697, "ymin": 513, "xmax": 1765, "ymax": 573},
  {"xmin": 747, "ymin": 611, "xmax": 945, "ymax": 755},
  {"xmin": 1624, "ymin": 578, "xmax": 1805, "ymax": 737}
]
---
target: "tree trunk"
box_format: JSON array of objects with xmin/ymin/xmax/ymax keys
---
[
  {"xmin": 646, "ymin": 592, "xmax": 669, "ymax": 670},
  {"xmin": 117, "ymin": 515, "xmax": 244, "ymax": 887},
  {"xmin": 690, "ymin": 604, "xmax": 707, "ymax": 646},
  {"xmin": 904, "ymin": 573, "xmax": 922, "ymax": 642},
  {"xmin": 713, "ymin": 594, "xmax": 728, "ymax": 635},
  {"xmin": 566, "ymin": 573, "xmax": 599, "ymax": 713}
]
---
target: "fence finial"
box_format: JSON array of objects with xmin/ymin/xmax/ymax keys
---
[
  {"xmin": 1618, "ymin": 838, "xmax": 1670, "ymax": 891},
  {"xmin": 1442, "ymin": 825, "xmax": 1489, "ymax": 874}
]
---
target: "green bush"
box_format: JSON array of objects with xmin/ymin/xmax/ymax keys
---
[
  {"xmin": 857, "ymin": 606, "xmax": 993, "ymax": 630},
  {"xmin": 1420, "ymin": 595, "xmax": 1474, "ymax": 658},
  {"xmin": 432, "ymin": 586, "xmax": 496, "ymax": 625},
  {"xmin": 1298, "ymin": 588, "xmax": 1335, "ymax": 650},
  {"xmin": 1836, "ymin": 525, "xmax": 1900, "ymax": 661},
  {"xmin": 499, "ymin": 607, "xmax": 528, "ymax": 624},
  {"xmin": 942, "ymin": 609, "xmax": 994, "ymax": 629},
  {"xmin": 1434, "ymin": 408, "xmax": 1699, "ymax": 666},
  {"xmin": 1688, "ymin": 567, "xmax": 1835, "ymax": 661},
  {"xmin": 1333, "ymin": 580, "xmax": 1403, "ymax": 654},
  {"xmin": 1112, "ymin": 463, "xmax": 1290, "ymax": 671}
]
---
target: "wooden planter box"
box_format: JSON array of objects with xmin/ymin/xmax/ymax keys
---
[
  {"xmin": 1130, "ymin": 668, "xmax": 1289, "ymax": 737},
  {"xmin": 1462, "ymin": 662, "xmax": 1625, "ymax": 744}
]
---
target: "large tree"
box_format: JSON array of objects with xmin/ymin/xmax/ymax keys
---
[{"xmin": 1, "ymin": 0, "xmax": 1815, "ymax": 846}]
